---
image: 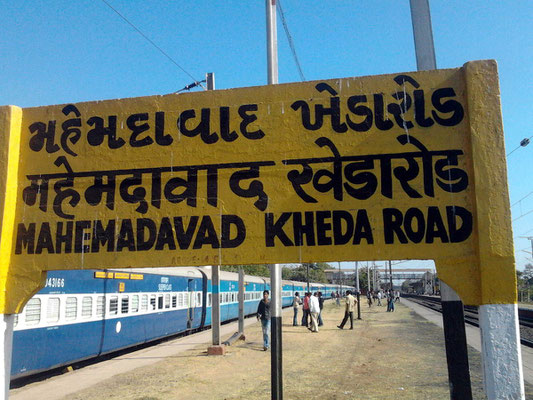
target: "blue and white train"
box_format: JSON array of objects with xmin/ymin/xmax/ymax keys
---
[{"xmin": 12, "ymin": 267, "xmax": 351, "ymax": 379}]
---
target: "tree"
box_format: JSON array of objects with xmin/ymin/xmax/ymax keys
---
[
  {"xmin": 282, "ymin": 263, "xmax": 329, "ymax": 283},
  {"xmin": 221, "ymin": 264, "xmax": 270, "ymax": 277},
  {"xmin": 523, "ymin": 264, "xmax": 533, "ymax": 286},
  {"xmin": 517, "ymin": 270, "xmax": 525, "ymax": 288}
]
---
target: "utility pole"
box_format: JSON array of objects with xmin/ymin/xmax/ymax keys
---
[
  {"xmin": 355, "ymin": 262, "xmax": 361, "ymax": 320},
  {"xmin": 355, "ymin": 261, "xmax": 360, "ymax": 293},
  {"xmin": 338, "ymin": 261, "xmax": 342, "ymax": 294},
  {"xmin": 367, "ymin": 262, "xmax": 371, "ymax": 292},
  {"xmin": 266, "ymin": 2, "xmax": 282, "ymax": 398},
  {"xmin": 306, "ymin": 263, "xmax": 310, "ymax": 293},
  {"xmin": 206, "ymin": 72, "xmax": 215, "ymax": 90},
  {"xmin": 410, "ymin": 2, "xmax": 474, "ymax": 398},
  {"xmin": 389, "ymin": 260, "xmax": 392, "ymax": 291}
]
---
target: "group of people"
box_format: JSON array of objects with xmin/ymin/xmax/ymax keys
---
[
  {"xmin": 364, "ymin": 289, "xmax": 400, "ymax": 311},
  {"xmin": 256, "ymin": 290, "xmax": 325, "ymax": 351},
  {"xmin": 292, "ymin": 291, "xmax": 324, "ymax": 332},
  {"xmin": 257, "ymin": 288, "xmax": 399, "ymax": 350}
]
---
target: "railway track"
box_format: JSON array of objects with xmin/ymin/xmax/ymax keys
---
[{"xmin": 404, "ymin": 294, "xmax": 533, "ymax": 348}]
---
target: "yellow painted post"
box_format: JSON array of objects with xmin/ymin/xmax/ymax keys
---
[
  {"xmin": 0, "ymin": 106, "xmax": 28, "ymax": 399},
  {"xmin": 0, "ymin": 106, "xmax": 45, "ymax": 316},
  {"xmin": 464, "ymin": 60, "xmax": 524, "ymax": 399}
]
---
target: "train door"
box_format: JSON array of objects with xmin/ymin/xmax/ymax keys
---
[{"xmin": 187, "ymin": 279, "xmax": 196, "ymax": 330}]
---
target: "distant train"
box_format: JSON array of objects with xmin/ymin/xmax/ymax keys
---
[{"xmin": 12, "ymin": 267, "xmax": 352, "ymax": 379}]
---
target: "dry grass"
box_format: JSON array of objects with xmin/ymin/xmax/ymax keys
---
[{"xmin": 64, "ymin": 302, "xmax": 531, "ymax": 400}]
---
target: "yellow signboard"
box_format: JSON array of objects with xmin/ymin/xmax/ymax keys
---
[{"xmin": 0, "ymin": 60, "xmax": 515, "ymax": 312}]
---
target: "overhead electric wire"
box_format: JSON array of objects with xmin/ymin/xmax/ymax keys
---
[
  {"xmin": 512, "ymin": 191, "xmax": 533, "ymax": 208},
  {"xmin": 507, "ymin": 135, "xmax": 533, "ymax": 157},
  {"xmin": 99, "ymin": 0, "xmax": 206, "ymax": 90},
  {"xmin": 276, "ymin": 0, "xmax": 306, "ymax": 81},
  {"xmin": 513, "ymin": 209, "xmax": 533, "ymax": 222}
]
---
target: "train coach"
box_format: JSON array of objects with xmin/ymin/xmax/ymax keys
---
[{"xmin": 11, "ymin": 267, "xmax": 353, "ymax": 379}]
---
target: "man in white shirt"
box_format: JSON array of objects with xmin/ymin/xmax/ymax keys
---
[{"xmin": 309, "ymin": 292, "xmax": 320, "ymax": 332}]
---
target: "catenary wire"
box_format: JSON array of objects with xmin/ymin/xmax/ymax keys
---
[
  {"xmin": 507, "ymin": 135, "xmax": 533, "ymax": 157},
  {"xmin": 99, "ymin": 0, "xmax": 206, "ymax": 90},
  {"xmin": 511, "ymin": 191, "xmax": 533, "ymax": 208},
  {"xmin": 277, "ymin": 0, "xmax": 306, "ymax": 81},
  {"xmin": 513, "ymin": 209, "xmax": 533, "ymax": 222}
]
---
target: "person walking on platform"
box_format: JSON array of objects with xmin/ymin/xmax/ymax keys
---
[
  {"xmin": 377, "ymin": 290, "xmax": 382, "ymax": 306},
  {"xmin": 337, "ymin": 290, "xmax": 357, "ymax": 330},
  {"xmin": 386, "ymin": 290, "xmax": 395, "ymax": 312},
  {"xmin": 292, "ymin": 292, "xmax": 301, "ymax": 326},
  {"xmin": 256, "ymin": 290, "xmax": 271, "ymax": 351},
  {"xmin": 367, "ymin": 290, "xmax": 373, "ymax": 307},
  {"xmin": 317, "ymin": 291, "xmax": 324, "ymax": 326},
  {"xmin": 335, "ymin": 291, "xmax": 341, "ymax": 306},
  {"xmin": 395, "ymin": 290, "xmax": 401, "ymax": 303},
  {"xmin": 302, "ymin": 292, "xmax": 311, "ymax": 327},
  {"xmin": 309, "ymin": 292, "xmax": 320, "ymax": 332}
]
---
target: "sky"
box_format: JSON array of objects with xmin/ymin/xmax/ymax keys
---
[{"xmin": 1, "ymin": 1, "xmax": 532, "ymax": 273}]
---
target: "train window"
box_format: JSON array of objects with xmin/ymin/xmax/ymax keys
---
[
  {"xmin": 65, "ymin": 297, "xmax": 77, "ymax": 321},
  {"xmin": 141, "ymin": 295, "xmax": 148, "ymax": 311},
  {"xmin": 131, "ymin": 295, "xmax": 139, "ymax": 313},
  {"xmin": 157, "ymin": 294, "xmax": 163, "ymax": 310},
  {"xmin": 82, "ymin": 297, "xmax": 92, "ymax": 318},
  {"xmin": 121, "ymin": 296, "xmax": 129, "ymax": 314},
  {"xmin": 165, "ymin": 294, "xmax": 170, "ymax": 309},
  {"xmin": 46, "ymin": 298, "xmax": 60, "ymax": 323},
  {"xmin": 150, "ymin": 295, "xmax": 156, "ymax": 311},
  {"xmin": 96, "ymin": 296, "xmax": 105, "ymax": 317},
  {"xmin": 197, "ymin": 293, "xmax": 201, "ymax": 306},
  {"xmin": 208, "ymin": 293, "xmax": 212, "ymax": 307},
  {"xmin": 172, "ymin": 294, "xmax": 177, "ymax": 308},
  {"xmin": 184, "ymin": 293, "xmax": 189, "ymax": 307},
  {"xmin": 177, "ymin": 293, "xmax": 183, "ymax": 307},
  {"xmin": 25, "ymin": 298, "xmax": 41, "ymax": 325},
  {"xmin": 109, "ymin": 296, "xmax": 118, "ymax": 315}
]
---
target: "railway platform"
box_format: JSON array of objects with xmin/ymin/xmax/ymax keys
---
[
  {"xmin": 10, "ymin": 300, "xmax": 533, "ymax": 399},
  {"xmin": 402, "ymin": 298, "xmax": 533, "ymax": 387}
]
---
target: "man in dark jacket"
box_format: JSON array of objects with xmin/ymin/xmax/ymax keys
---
[
  {"xmin": 256, "ymin": 290, "xmax": 271, "ymax": 351},
  {"xmin": 317, "ymin": 291, "xmax": 324, "ymax": 326}
]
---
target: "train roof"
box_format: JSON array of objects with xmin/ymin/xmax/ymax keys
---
[
  {"xmin": 198, "ymin": 267, "xmax": 267, "ymax": 284},
  {"xmin": 121, "ymin": 267, "xmax": 204, "ymax": 279},
  {"xmin": 114, "ymin": 266, "xmax": 336, "ymax": 288}
]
